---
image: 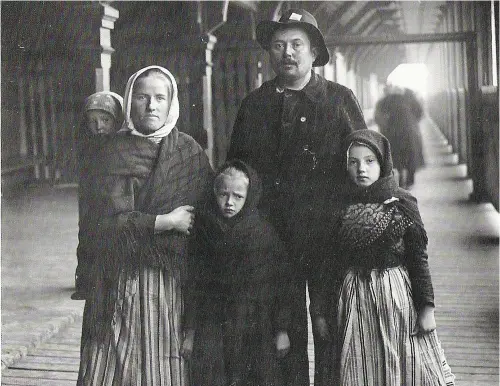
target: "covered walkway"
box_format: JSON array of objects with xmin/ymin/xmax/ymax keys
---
[{"xmin": 2, "ymin": 117, "xmax": 499, "ymax": 385}]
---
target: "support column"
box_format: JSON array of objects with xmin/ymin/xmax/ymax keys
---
[
  {"xmin": 97, "ymin": 3, "xmax": 119, "ymax": 92},
  {"xmin": 466, "ymin": 36, "xmax": 487, "ymax": 202},
  {"xmin": 202, "ymin": 34, "xmax": 217, "ymax": 167},
  {"xmin": 335, "ymin": 51, "xmax": 347, "ymax": 85},
  {"xmin": 369, "ymin": 73, "xmax": 379, "ymax": 109}
]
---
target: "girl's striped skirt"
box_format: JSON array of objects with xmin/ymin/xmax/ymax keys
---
[
  {"xmin": 77, "ymin": 267, "xmax": 189, "ymax": 386},
  {"xmin": 328, "ymin": 266, "xmax": 455, "ymax": 386}
]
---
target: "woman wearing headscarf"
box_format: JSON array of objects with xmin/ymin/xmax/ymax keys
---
[{"xmin": 77, "ymin": 66, "xmax": 213, "ymax": 385}]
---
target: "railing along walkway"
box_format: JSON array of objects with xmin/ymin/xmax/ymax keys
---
[{"xmin": 411, "ymin": 117, "xmax": 499, "ymax": 385}]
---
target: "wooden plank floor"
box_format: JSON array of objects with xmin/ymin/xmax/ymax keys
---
[
  {"xmin": 1, "ymin": 319, "xmax": 82, "ymax": 385},
  {"xmin": 2, "ymin": 118, "xmax": 498, "ymax": 386},
  {"xmin": 414, "ymin": 118, "xmax": 499, "ymax": 386}
]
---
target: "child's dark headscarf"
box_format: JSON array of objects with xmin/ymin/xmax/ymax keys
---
[
  {"xmin": 209, "ymin": 158, "xmax": 263, "ymax": 225},
  {"xmin": 340, "ymin": 129, "xmax": 426, "ymax": 234}
]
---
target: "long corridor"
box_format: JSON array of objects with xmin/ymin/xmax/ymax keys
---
[{"xmin": 2, "ymin": 117, "xmax": 499, "ymax": 385}]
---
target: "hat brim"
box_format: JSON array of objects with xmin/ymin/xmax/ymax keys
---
[{"xmin": 256, "ymin": 20, "xmax": 330, "ymax": 67}]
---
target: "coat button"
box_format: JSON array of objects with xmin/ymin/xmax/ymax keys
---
[{"xmin": 300, "ymin": 116, "xmax": 306, "ymax": 122}]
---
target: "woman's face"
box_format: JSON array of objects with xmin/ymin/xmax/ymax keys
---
[
  {"xmin": 131, "ymin": 73, "xmax": 172, "ymax": 134},
  {"xmin": 347, "ymin": 144, "xmax": 381, "ymax": 187},
  {"xmin": 86, "ymin": 110, "xmax": 116, "ymax": 135}
]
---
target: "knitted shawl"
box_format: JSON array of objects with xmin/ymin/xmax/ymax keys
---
[
  {"xmin": 338, "ymin": 129, "xmax": 426, "ymax": 233},
  {"xmin": 312, "ymin": 130, "xmax": 430, "ymax": 314}
]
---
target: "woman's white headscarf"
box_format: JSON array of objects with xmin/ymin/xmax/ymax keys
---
[{"xmin": 120, "ymin": 65, "xmax": 180, "ymax": 141}]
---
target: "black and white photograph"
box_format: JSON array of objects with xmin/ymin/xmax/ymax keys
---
[{"xmin": 1, "ymin": 1, "xmax": 498, "ymax": 385}]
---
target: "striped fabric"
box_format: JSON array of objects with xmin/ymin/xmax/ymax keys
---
[
  {"xmin": 334, "ymin": 266, "xmax": 455, "ymax": 386},
  {"xmin": 77, "ymin": 267, "xmax": 189, "ymax": 386}
]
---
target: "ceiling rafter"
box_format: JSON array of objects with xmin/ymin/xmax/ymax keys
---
[
  {"xmin": 342, "ymin": 3, "xmax": 378, "ymax": 33},
  {"xmin": 323, "ymin": 2, "xmax": 358, "ymax": 37},
  {"xmin": 342, "ymin": 17, "xmax": 400, "ymax": 63}
]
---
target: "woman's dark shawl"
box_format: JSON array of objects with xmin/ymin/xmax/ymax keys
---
[{"xmin": 86, "ymin": 128, "xmax": 213, "ymax": 340}]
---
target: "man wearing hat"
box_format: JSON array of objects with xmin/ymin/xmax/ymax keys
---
[{"xmin": 227, "ymin": 8, "xmax": 367, "ymax": 385}]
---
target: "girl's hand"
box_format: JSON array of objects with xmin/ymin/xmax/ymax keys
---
[
  {"xmin": 276, "ymin": 331, "xmax": 290, "ymax": 358},
  {"xmin": 314, "ymin": 316, "xmax": 331, "ymax": 341},
  {"xmin": 155, "ymin": 205, "xmax": 195, "ymax": 235},
  {"xmin": 181, "ymin": 329, "xmax": 195, "ymax": 360},
  {"xmin": 418, "ymin": 305, "xmax": 436, "ymax": 334}
]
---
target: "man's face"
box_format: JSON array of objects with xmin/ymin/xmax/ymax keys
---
[
  {"xmin": 269, "ymin": 27, "xmax": 318, "ymax": 84},
  {"xmin": 131, "ymin": 74, "xmax": 172, "ymax": 135}
]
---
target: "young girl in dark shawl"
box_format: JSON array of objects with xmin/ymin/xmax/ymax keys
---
[
  {"xmin": 77, "ymin": 66, "xmax": 213, "ymax": 385},
  {"xmin": 312, "ymin": 130, "xmax": 455, "ymax": 385},
  {"xmin": 183, "ymin": 159, "xmax": 292, "ymax": 386},
  {"xmin": 73, "ymin": 91, "xmax": 124, "ymax": 300}
]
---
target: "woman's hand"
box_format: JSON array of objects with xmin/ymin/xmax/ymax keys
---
[
  {"xmin": 181, "ymin": 329, "xmax": 195, "ymax": 360},
  {"xmin": 155, "ymin": 205, "xmax": 194, "ymax": 235},
  {"xmin": 276, "ymin": 331, "xmax": 290, "ymax": 358},
  {"xmin": 417, "ymin": 305, "xmax": 436, "ymax": 334},
  {"xmin": 314, "ymin": 316, "xmax": 331, "ymax": 341}
]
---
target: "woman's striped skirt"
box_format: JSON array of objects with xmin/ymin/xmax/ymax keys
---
[
  {"xmin": 77, "ymin": 267, "xmax": 189, "ymax": 386},
  {"xmin": 330, "ymin": 266, "xmax": 455, "ymax": 386}
]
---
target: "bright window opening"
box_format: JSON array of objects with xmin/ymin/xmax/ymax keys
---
[{"xmin": 386, "ymin": 63, "xmax": 429, "ymax": 97}]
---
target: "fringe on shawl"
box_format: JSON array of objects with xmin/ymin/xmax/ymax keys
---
[
  {"xmin": 87, "ymin": 217, "xmax": 191, "ymax": 343},
  {"xmin": 84, "ymin": 133, "xmax": 213, "ymax": 344}
]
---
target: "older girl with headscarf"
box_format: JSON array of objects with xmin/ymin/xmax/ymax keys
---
[
  {"xmin": 311, "ymin": 130, "xmax": 455, "ymax": 385},
  {"xmin": 77, "ymin": 66, "xmax": 213, "ymax": 385}
]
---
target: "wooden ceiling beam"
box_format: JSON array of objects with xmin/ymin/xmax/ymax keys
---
[
  {"xmin": 342, "ymin": 3, "xmax": 379, "ymax": 33},
  {"xmin": 326, "ymin": 31, "xmax": 475, "ymax": 46},
  {"xmin": 324, "ymin": 2, "xmax": 358, "ymax": 36}
]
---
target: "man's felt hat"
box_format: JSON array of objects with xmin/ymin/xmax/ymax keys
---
[{"xmin": 256, "ymin": 8, "xmax": 330, "ymax": 67}]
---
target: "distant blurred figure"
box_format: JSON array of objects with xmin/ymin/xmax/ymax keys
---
[
  {"xmin": 402, "ymin": 88, "xmax": 424, "ymax": 122},
  {"xmin": 374, "ymin": 91, "xmax": 425, "ymax": 188}
]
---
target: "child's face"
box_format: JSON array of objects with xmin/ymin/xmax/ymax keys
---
[
  {"xmin": 347, "ymin": 144, "xmax": 381, "ymax": 187},
  {"xmin": 86, "ymin": 110, "xmax": 117, "ymax": 135},
  {"xmin": 214, "ymin": 173, "xmax": 249, "ymax": 218}
]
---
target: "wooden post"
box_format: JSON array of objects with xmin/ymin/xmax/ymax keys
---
[
  {"xmin": 48, "ymin": 76, "xmax": 60, "ymax": 181},
  {"xmin": 28, "ymin": 77, "xmax": 40, "ymax": 180},
  {"xmin": 202, "ymin": 34, "xmax": 217, "ymax": 167},
  {"xmin": 37, "ymin": 72, "xmax": 50, "ymax": 179},
  {"xmin": 466, "ymin": 36, "xmax": 487, "ymax": 202},
  {"xmin": 17, "ymin": 77, "xmax": 28, "ymax": 158},
  {"xmin": 97, "ymin": 3, "xmax": 119, "ymax": 92}
]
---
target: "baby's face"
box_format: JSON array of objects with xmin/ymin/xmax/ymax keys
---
[
  {"xmin": 86, "ymin": 110, "xmax": 117, "ymax": 135},
  {"xmin": 214, "ymin": 173, "xmax": 249, "ymax": 218},
  {"xmin": 347, "ymin": 144, "xmax": 381, "ymax": 187}
]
